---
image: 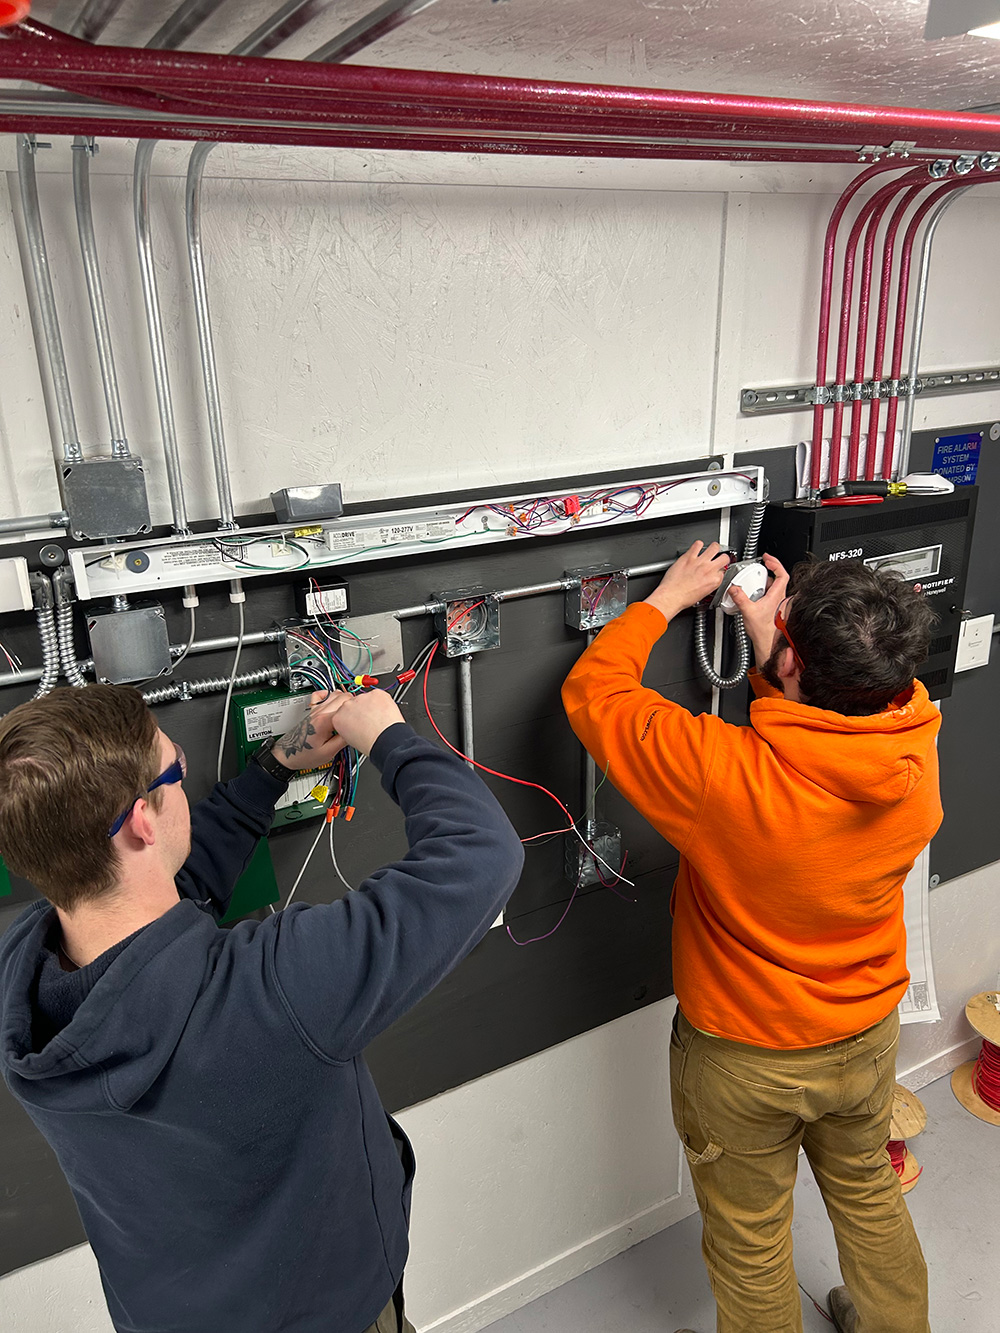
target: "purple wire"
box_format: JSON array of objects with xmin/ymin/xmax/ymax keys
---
[{"xmin": 506, "ymin": 877, "xmax": 581, "ymax": 946}]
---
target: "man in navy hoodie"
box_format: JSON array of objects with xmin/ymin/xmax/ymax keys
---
[{"xmin": 0, "ymin": 681, "xmax": 524, "ymax": 1333}]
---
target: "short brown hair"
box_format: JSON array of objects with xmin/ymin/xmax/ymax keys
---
[
  {"xmin": 785, "ymin": 559, "xmax": 936, "ymax": 716},
  {"xmin": 0, "ymin": 685, "xmax": 162, "ymax": 911}
]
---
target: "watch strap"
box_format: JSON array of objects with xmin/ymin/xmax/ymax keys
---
[{"xmin": 252, "ymin": 743, "xmax": 296, "ymax": 784}]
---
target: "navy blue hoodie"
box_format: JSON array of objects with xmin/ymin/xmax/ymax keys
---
[{"xmin": 0, "ymin": 723, "xmax": 523, "ymax": 1333}]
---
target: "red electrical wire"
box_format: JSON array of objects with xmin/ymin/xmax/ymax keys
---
[
  {"xmin": 972, "ymin": 1039, "xmax": 1000, "ymax": 1112},
  {"xmin": 887, "ymin": 1139, "xmax": 907, "ymax": 1173},
  {"xmin": 421, "ymin": 641, "xmax": 577, "ymax": 833}
]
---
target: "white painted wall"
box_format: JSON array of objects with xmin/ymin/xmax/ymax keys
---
[{"xmin": 0, "ymin": 142, "xmax": 998, "ymax": 1332}]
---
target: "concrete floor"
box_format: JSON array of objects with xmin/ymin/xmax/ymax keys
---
[{"xmin": 485, "ymin": 1071, "xmax": 997, "ymax": 1332}]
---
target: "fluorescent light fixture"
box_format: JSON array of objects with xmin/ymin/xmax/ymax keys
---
[
  {"xmin": 926, "ymin": 0, "xmax": 1000, "ymax": 39},
  {"xmin": 970, "ymin": 20, "xmax": 1000, "ymax": 37}
]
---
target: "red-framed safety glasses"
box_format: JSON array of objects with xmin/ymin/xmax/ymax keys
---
[{"xmin": 774, "ymin": 598, "xmax": 805, "ymax": 671}]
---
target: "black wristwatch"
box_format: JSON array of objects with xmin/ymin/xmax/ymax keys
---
[{"xmin": 251, "ymin": 743, "xmax": 297, "ymax": 784}]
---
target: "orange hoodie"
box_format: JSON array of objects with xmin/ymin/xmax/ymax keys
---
[{"xmin": 561, "ymin": 602, "xmax": 943, "ymax": 1049}]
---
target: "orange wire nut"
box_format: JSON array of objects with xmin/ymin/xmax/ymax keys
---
[{"xmin": 0, "ymin": 1, "xmax": 31, "ymax": 26}]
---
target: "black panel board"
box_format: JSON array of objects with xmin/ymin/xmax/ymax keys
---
[
  {"xmin": 905, "ymin": 419, "xmax": 1000, "ymax": 882},
  {"xmin": 0, "ymin": 458, "xmax": 728, "ymax": 1274}
]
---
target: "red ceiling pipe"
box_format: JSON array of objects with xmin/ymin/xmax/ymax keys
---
[
  {"xmin": 810, "ymin": 163, "xmax": 911, "ymax": 492},
  {"xmin": 882, "ymin": 171, "xmax": 995, "ymax": 478},
  {"xmin": 828, "ymin": 168, "xmax": 930, "ymax": 482},
  {"xmin": 0, "ymin": 112, "xmax": 874, "ymax": 163},
  {"xmin": 856, "ymin": 182, "xmax": 927, "ymax": 480},
  {"xmin": 5, "ymin": 23, "xmax": 1000, "ymax": 152}
]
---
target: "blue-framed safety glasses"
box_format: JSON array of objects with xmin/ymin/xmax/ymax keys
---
[{"xmin": 108, "ymin": 743, "xmax": 187, "ymax": 838}]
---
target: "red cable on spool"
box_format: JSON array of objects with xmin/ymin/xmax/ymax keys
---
[
  {"xmin": 971, "ymin": 1039, "xmax": 1000, "ymax": 1112},
  {"xmin": 887, "ymin": 1139, "xmax": 907, "ymax": 1174}
]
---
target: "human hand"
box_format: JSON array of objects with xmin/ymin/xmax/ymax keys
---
[
  {"xmin": 272, "ymin": 688, "xmax": 405, "ymax": 766},
  {"xmin": 729, "ymin": 553, "xmax": 790, "ymax": 665},
  {"xmin": 643, "ymin": 540, "xmax": 730, "ymax": 621}
]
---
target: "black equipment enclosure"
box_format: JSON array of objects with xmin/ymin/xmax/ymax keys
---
[{"xmin": 761, "ymin": 488, "xmax": 979, "ymax": 700}]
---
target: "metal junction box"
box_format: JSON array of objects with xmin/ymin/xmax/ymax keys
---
[
  {"xmin": 761, "ymin": 488, "xmax": 978, "ymax": 700},
  {"xmin": 62, "ymin": 457, "xmax": 151, "ymax": 540},
  {"xmin": 87, "ymin": 604, "xmax": 171, "ymax": 684}
]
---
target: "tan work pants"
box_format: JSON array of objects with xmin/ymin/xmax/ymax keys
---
[
  {"xmin": 362, "ymin": 1282, "xmax": 416, "ymax": 1333},
  {"xmin": 670, "ymin": 1007, "xmax": 930, "ymax": 1333}
]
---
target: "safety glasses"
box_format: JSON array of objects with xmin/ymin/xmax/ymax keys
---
[
  {"xmin": 774, "ymin": 598, "xmax": 805, "ymax": 671},
  {"xmin": 108, "ymin": 742, "xmax": 187, "ymax": 838}
]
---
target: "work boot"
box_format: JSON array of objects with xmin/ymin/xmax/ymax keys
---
[{"xmin": 827, "ymin": 1285, "xmax": 860, "ymax": 1333}]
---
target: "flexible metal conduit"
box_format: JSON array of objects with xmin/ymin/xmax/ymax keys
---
[
  {"xmin": 693, "ymin": 502, "xmax": 767, "ymax": 692},
  {"xmin": 52, "ymin": 566, "xmax": 86, "ymax": 687},
  {"xmin": 72, "ymin": 135, "xmax": 130, "ymax": 459},
  {"xmin": 28, "ymin": 572, "xmax": 60, "ymax": 699},
  {"xmin": 134, "ymin": 139, "xmax": 190, "ymax": 534},
  {"xmin": 142, "ymin": 662, "xmax": 286, "ymax": 706},
  {"xmin": 16, "ymin": 133, "xmax": 83, "ymax": 464}
]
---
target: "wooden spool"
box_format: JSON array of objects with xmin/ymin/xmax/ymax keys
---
[
  {"xmin": 889, "ymin": 1082, "xmax": 927, "ymax": 1140},
  {"xmin": 950, "ymin": 992, "xmax": 1000, "ymax": 1128},
  {"xmin": 889, "ymin": 1083, "xmax": 926, "ymax": 1194}
]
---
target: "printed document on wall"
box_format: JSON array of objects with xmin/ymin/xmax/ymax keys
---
[{"xmin": 899, "ymin": 845, "xmax": 939, "ymax": 1025}]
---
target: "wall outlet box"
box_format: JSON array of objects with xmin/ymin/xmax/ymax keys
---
[
  {"xmin": 955, "ymin": 614, "xmax": 994, "ymax": 673},
  {"xmin": 0, "ymin": 556, "xmax": 32, "ymax": 613}
]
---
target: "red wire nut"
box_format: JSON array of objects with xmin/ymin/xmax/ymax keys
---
[{"xmin": 0, "ymin": 1, "xmax": 31, "ymax": 27}]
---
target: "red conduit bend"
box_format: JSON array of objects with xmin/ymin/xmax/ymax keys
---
[
  {"xmin": 810, "ymin": 163, "xmax": 913, "ymax": 492},
  {"xmin": 829, "ymin": 168, "xmax": 929, "ymax": 481}
]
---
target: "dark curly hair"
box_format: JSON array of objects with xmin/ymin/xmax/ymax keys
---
[{"xmin": 780, "ymin": 559, "xmax": 937, "ymax": 716}]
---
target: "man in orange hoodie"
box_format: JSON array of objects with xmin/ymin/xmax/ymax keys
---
[{"xmin": 562, "ymin": 539, "xmax": 941, "ymax": 1333}]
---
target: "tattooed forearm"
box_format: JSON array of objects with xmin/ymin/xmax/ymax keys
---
[{"xmin": 276, "ymin": 715, "xmax": 316, "ymax": 759}]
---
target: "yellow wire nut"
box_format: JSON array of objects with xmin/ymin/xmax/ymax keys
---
[{"xmin": 310, "ymin": 784, "xmax": 330, "ymax": 802}]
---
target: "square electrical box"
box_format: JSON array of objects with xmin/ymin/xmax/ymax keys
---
[
  {"xmin": 62, "ymin": 457, "xmax": 151, "ymax": 540},
  {"xmin": 284, "ymin": 611, "xmax": 403, "ymax": 690},
  {"xmin": 762, "ymin": 488, "xmax": 978, "ymax": 700},
  {"xmin": 87, "ymin": 604, "xmax": 171, "ymax": 684},
  {"xmin": 432, "ymin": 586, "xmax": 501, "ymax": 658},
  {"xmin": 565, "ymin": 567, "xmax": 627, "ymax": 631},
  {"xmin": 565, "ymin": 820, "xmax": 623, "ymax": 889},
  {"xmin": 271, "ymin": 484, "xmax": 344, "ymax": 524},
  {"xmin": 231, "ymin": 687, "xmax": 331, "ymax": 827}
]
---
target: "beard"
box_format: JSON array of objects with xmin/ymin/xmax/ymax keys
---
[{"xmin": 760, "ymin": 641, "xmax": 788, "ymax": 693}]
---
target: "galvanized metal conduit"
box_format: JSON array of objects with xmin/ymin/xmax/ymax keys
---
[
  {"xmin": 72, "ymin": 135, "xmax": 130, "ymax": 459},
  {"xmin": 898, "ymin": 187, "xmax": 973, "ymax": 480},
  {"xmin": 134, "ymin": 139, "xmax": 191, "ymax": 534},
  {"xmin": 0, "ymin": 626, "xmax": 283, "ymax": 691},
  {"xmin": 394, "ymin": 560, "xmax": 678, "ymax": 622},
  {"xmin": 0, "ymin": 511, "xmax": 67, "ymax": 534},
  {"xmin": 16, "ymin": 134, "xmax": 84, "ymax": 464},
  {"xmin": 457, "ymin": 655, "xmax": 474, "ymax": 768},
  {"xmin": 185, "ymin": 141, "xmax": 236, "ymax": 529},
  {"xmin": 182, "ymin": 0, "xmax": 439, "ymax": 534},
  {"xmin": 2, "ymin": 555, "xmax": 688, "ymax": 691}
]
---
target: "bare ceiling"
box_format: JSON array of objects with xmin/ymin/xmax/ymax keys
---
[{"xmin": 24, "ymin": 0, "xmax": 1000, "ymax": 112}]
